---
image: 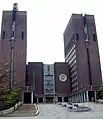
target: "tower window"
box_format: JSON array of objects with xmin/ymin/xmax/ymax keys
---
[
  {"xmin": 93, "ymin": 34, "xmax": 96, "ymax": 41},
  {"xmin": 76, "ymin": 33, "xmax": 79, "ymax": 41},
  {"xmin": 2, "ymin": 31, "xmax": 5, "ymax": 39},
  {"xmin": 12, "ymin": 31, "xmax": 14, "ymax": 37},
  {"xmin": 47, "ymin": 65, "xmax": 50, "ymax": 75},
  {"xmin": 22, "ymin": 31, "xmax": 24, "ymax": 40},
  {"xmin": 87, "ymin": 48, "xmax": 92, "ymax": 85}
]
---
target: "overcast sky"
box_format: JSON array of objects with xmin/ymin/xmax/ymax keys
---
[{"xmin": 0, "ymin": 0, "xmax": 103, "ymax": 75}]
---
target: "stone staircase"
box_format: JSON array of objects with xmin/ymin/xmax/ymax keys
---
[{"xmin": 6, "ymin": 104, "xmax": 37, "ymax": 117}]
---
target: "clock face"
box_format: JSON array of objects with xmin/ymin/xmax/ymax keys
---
[{"xmin": 59, "ymin": 74, "xmax": 67, "ymax": 82}]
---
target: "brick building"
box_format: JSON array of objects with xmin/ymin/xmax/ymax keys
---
[
  {"xmin": 26, "ymin": 62, "xmax": 69, "ymax": 103},
  {"xmin": 64, "ymin": 14, "xmax": 102, "ymax": 102},
  {"xmin": 0, "ymin": 3, "xmax": 102, "ymax": 103},
  {"xmin": 0, "ymin": 3, "xmax": 27, "ymax": 101}
]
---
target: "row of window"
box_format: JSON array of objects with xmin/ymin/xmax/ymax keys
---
[
  {"xmin": 65, "ymin": 44, "xmax": 75, "ymax": 60},
  {"xmin": 72, "ymin": 87, "xmax": 78, "ymax": 92},
  {"xmin": 69, "ymin": 54, "xmax": 76, "ymax": 64},
  {"xmin": 45, "ymin": 83, "xmax": 53, "ymax": 86},
  {"xmin": 71, "ymin": 76, "xmax": 78, "ymax": 83},
  {"xmin": 70, "ymin": 73, "xmax": 77, "ymax": 82},
  {"xmin": 45, "ymin": 89, "xmax": 54, "ymax": 93},
  {"xmin": 69, "ymin": 58, "xmax": 77, "ymax": 82},
  {"xmin": 84, "ymin": 26, "xmax": 89, "ymax": 42},
  {"xmin": 45, "ymin": 86, "xmax": 54, "ymax": 91},
  {"xmin": 68, "ymin": 50, "xmax": 76, "ymax": 61},
  {"xmin": 70, "ymin": 68, "xmax": 77, "ymax": 77},
  {"xmin": 69, "ymin": 60, "xmax": 76, "ymax": 69},
  {"xmin": 84, "ymin": 25, "xmax": 97, "ymax": 42},
  {"xmin": 65, "ymin": 33, "xmax": 96, "ymax": 56},
  {"xmin": 70, "ymin": 70, "xmax": 77, "ymax": 78},
  {"xmin": 44, "ymin": 80, "xmax": 53, "ymax": 85},
  {"xmin": 76, "ymin": 32, "xmax": 96, "ymax": 42},
  {"xmin": 72, "ymin": 81, "xmax": 78, "ymax": 88},
  {"xmin": 44, "ymin": 79, "xmax": 54, "ymax": 94},
  {"xmin": 2, "ymin": 31, "xmax": 24, "ymax": 40},
  {"xmin": 70, "ymin": 65, "xmax": 77, "ymax": 73},
  {"xmin": 66, "ymin": 49, "xmax": 76, "ymax": 62}
]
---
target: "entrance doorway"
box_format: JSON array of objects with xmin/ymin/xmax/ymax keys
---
[
  {"xmin": 88, "ymin": 91, "xmax": 95, "ymax": 102},
  {"xmin": 46, "ymin": 97, "xmax": 53, "ymax": 103},
  {"xmin": 33, "ymin": 97, "xmax": 37, "ymax": 103},
  {"xmin": 64, "ymin": 97, "xmax": 68, "ymax": 102},
  {"xmin": 38, "ymin": 97, "xmax": 43, "ymax": 103},
  {"xmin": 58, "ymin": 97, "xmax": 62, "ymax": 102},
  {"xmin": 24, "ymin": 92, "xmax": 31, "ymax": 103}
]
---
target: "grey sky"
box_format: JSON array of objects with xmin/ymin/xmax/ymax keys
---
[{"xmin": 0, "ymin": 0, "xmax": 103, "ymax": 76}]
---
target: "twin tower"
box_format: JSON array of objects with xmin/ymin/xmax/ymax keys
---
[
  {"xmin": 0, "ymin": 3, "xmax": 27, "ymax": 96},
  {"xmin": 0, "ymin": 3, "xmax": 102, "ymax": 103}
]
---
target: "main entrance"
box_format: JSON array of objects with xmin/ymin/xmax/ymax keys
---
[
  {"xmin": 88, "ymin": 91, "xmax": 95, "ymax": 102},
  {"xmin": 58, "ymin": 97, "xmax": 62, "ymax": 102},
  {"xmin": 64, "ymin": 97, "xmax": 68, "ymax": 102},
  {"xmin": 45, "ymin": 97, "xmax": 54, "ymax": 103},
  {"xmin": 38, "ymin": 97, "xmax": 43, "ymax": 103},
  {"xmin": 33, "ymin": 97, "xmax": 37, "ymax": 103},
  {"xmin": 24, "ymin": 92, "xmax": 31, "ymax": 103}
]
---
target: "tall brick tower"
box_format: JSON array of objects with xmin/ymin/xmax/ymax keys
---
[
  {"xmin": 0, "ymin": 3, "xmax": 27, "ymax": 101},
  {"xmin": 64, "ymin": 14, "xmax": 102, "ymax": 102}
]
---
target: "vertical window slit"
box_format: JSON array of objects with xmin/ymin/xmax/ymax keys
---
[
  {"xmin": 2, "ymin": 31, "xmax": 5, "ymax": 39},
  {"xmin": 76, "ymin": 33, "xmax": 79, "ymax": 41},
  {"xmin": 22, "ymin": 31, "xmax": 24, "ymax": 40}
]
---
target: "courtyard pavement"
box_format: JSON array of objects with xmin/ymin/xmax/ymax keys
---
[
  {"xmin": 5, "ymin": 104, "xmax": 37, "ymax": 117},
  {"xmin": 0, "ymin": 102, "xmax": 103, "ymax": 119}
]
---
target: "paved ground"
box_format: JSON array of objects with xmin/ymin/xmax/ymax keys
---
[
  {"xmin": 68, "ymin": 102, "xmax": 103, "ymax": 119},
  {"xmin": 0, "ymin": 102, "xmax": 103, "ymax": 119},
  {"xmin": 37, "ymin": 104, "xmax": 69, "ymax": 119},
  {"xmin": 37, "ymin": 103, "xmax": 103, "ymax": 119},
  {"xmin": 5, "ymin": 104, "xmax": 37, "ymax": 117}
]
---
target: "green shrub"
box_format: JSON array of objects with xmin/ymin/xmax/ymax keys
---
[
  {"xmin": 99, "ymin": 83, "xmax": 103, "ymax": 99},
  {"xmin": 3, "ymin": 89, "xmax": 20, "ymax": 107}
]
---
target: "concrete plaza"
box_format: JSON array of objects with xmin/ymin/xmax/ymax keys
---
[{"xmin": 0, "ymin": 103, "xmax": 103, "ymax": 119}]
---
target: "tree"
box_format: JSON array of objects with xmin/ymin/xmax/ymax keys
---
[
  {"xmin": 0, "ymin": 63, "xmax": 20, "ymax": 108},
  {"xmin": 0, "ymin": 63, "xmax": 10, "ymax": 94},
  {"xmin": 0, "ymin": 63, "xmax": 19, "ymax": 94},
  {"xmin": 99, "ymin": 82, "xmax": 103, "ymax": 99}
]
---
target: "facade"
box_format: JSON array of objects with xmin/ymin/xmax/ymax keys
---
[
  {"xmin": 0, "ymin": 3, "xmax": 27, "ymax": 101},
  {"xmin": 0, "ymin": 3, "xmax": 102, "ymax": 104},
  {"xmin": 43, "ymin": 64, "xmax": 55, "ymax": 102},
  {"xmin": 26, "ymin": 62, "xmax": 69, "ymax": 103},
  {"xmin": 26, "ymin": 62, "xmax": 44, "ymax": 103},
  {"xmin": 64, "ymin": 14, "xmax": 102, "ymax": 102},
  {"xmin": 54, "ymin": 62, "xmax": 69, "ymax": 102}
]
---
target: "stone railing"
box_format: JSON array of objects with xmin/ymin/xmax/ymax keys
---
[
  {"xmin": 0, "ymin": 102, "xmax": 22, "ymax": 116},
  {"xmin": 96, "ymin": 99, "xmax": 103, "ymax": 103}
]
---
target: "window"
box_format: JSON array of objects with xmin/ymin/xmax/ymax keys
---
[
  {"xmin": 12, "ymin": 31, "xmax": 14, "ymax": 37},
  {"xmin": 70, "ymin": 65, "xmax": 77, "ymax": 73},
  {"xmin": 69, "ymin": 55, "xmax": 76, "ymax": 64},
  {"xmin": 67, "ymin": 50, "xmax": 76, "ymax": 61},
  {"xmin": 87, "ymin": 48, "xmax": 92, "ymax": 85},
  {"xmin": 22, "ymin": 31, "xmax": 24, "ymax": 40},
  {"xmin": 69, "ymin": 60, "xmax": 76, "ymax": 68},
  {"xmin": 2, "ymin": 31, "xmax": 5, "ymax": 39},
  {"xmin": 65, "ymin": 45, "xmax": 75, "ymax": 60},
  {"xmin": 76, "ymin": 33, "xmax": 79, "ymax": 41},
  {"xmin": 84, "ymin": 27, "xmax": 87, "ymax": 33},
  {"xmin": 93, "ymin": 34, "xmax": 96, "ymax": 41},
  {"xmin": 45, "ymin": 80, "xmax": 53, "ymax": 85},
  {"xmin": 70, "ymin": 71, "xmax": 77, "ymax": 78},
  {"xmin": 85, "ymin": 33, "xmax": 87, "ymax": 39},
  {"xmin": 72, "ymin": 76, "xmax": 77, "ymax": 82}
]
